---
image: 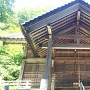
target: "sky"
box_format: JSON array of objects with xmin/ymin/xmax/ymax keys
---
[{"xmin": 14, "ymin": 0, "xmax": 90, "ymax": 10}]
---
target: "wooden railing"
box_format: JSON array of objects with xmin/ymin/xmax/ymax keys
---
[{"xmin": 0, "ymin": 80, "xmax": 39, "ymax": 90}]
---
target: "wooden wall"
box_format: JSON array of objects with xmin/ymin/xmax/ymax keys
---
[
  {"xmin": 19, "ymin": 48, "xmax": 90, "ymax": 88},
  {"xmin": 20, "ymin": 58, "xmax": 46, "ymax": 87},
  {"xmin": 54, "ymin": 49, "xmax": 90, "ymax": 87}
]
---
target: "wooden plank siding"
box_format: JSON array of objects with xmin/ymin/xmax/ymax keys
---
[
  {"xmin": 54, "ymin": 49, "xmax": 90, "ymax": 87},
  {"xmin": 20, "ymin": 58, "xmax": 46, "ymax": 88}
]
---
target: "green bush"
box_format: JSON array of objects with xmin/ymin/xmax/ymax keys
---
[{"xmin": 0, "ymin": 44, "xmax": 24, "ymax": 80}]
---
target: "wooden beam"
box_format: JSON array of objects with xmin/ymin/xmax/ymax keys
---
[
  {"xmin": 24, "ymin": 58, "xmax": 46, "ymax": 63},
  {"xmin": 80, "ymin": 26, "xmax": 90, "ymax": 34},
  {"xmin": 55, "ymin": 51, "xmax": 90, "ymax": 54},
  {"xmin": 47, "ymin": 25, "xmax": 52, "ymax": 35},
  {"xmin": 53, "ymin": 25, "xmax": 76, "ymax": 35},
  {"xmin": 54, "ymin": 59, "xmax": 90, "ymax": 63},
  {"xmin": 55, "ymin": 60, "xmax": 87, "ymax": 63},
  {"xmin": 40, "ymin": 26, "xmax": 52, "ymax": 90},
  {"xmin": 53, "ymin": 35, "xmax": 90, "ymax": 39},
  {"xmin": 76, "ymin": 10, "xmax": 81, "ymax": 44},
  {"xmin": 81, "ymin": 21, "xmax": 90, "ymax": 30},
  {"xmin": 42, "ymin": 25, "xmax": 52, "ymax": 90},
  {"xmin": 26, "ymin": 35, "xmax": 38, "ymax": 57},
  {"xmin": 51, "ymin": 74, "xmax": 55, "ymax": 90},
  {"xmin": 19, "ymin": 60, "xmax": 26, "ymax": 80},
  {"xmin": 47, "ymin": 25, "xmax": 52, "ymax": 38},
  {"xmin": 20, "ymin": 23, "xmax": 38, "ymax": 57},
  {"xmin": 60, "ymin": 25, "xmax": 76, "ymax": 34},
  {"xmin": 80, "ymin": 5, "xmax": 90, "ymax": 16},
  {"xmin": 77, "ymin": 10, "xmax": 81, "ymax": 25},
  {"xmin": 23, "ymin": 3, "xmax": 80, "ymax": 31},
  {"xmin": 55, "ymin": 56, "xmax": 90, "ymax": 58},
  {"xmin": 41, "ymin": 43, "xmax": 90, "ymax": 49}
]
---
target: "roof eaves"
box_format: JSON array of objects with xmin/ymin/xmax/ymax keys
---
[
  {"xmin": 22, "ymin": 0, "xmax": 83, "ymax": 27},
  {"xmin": 21, "ymin": 25, "xmax": 38, "ymax": 57}
]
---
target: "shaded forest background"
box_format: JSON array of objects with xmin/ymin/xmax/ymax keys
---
[{"xmin": 0, "ymin": 0, "xmax": 50, "ymax": 80}]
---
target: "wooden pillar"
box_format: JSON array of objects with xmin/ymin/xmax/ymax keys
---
[
  {"xmin": 23, "ymin": 44, "xmax": 28, "ymax": 58},
  {"xmin": 40, "ymin": 25, "xmax": 52, "ymax": 90},
  {"xmin": 19, "ymin": 60, "xmax": 26, "ymax": 80},
  {"xmin": 51, "ymin": 74, "xmax": 55, "ymax": 90}
]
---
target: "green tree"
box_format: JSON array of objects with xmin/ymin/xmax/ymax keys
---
[
  {"xmin": 0, "ymin": 0, "xmax": 15, "ymax": 23},
  {"xmin": 0, "ymin": 44, "xmax": 24, "ymax": 80},
  {"xmin": 17, "ymin": 8, "xmax": 51, "ymax": 23},
  {"xmin": 0, "ymin": 0, "xmax": 16, "ymax": 31},
  {"xmin": 0, "ymin": 5, "xmax": 52, "ymax": 80}
]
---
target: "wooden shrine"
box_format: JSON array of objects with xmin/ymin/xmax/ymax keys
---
[
  {"xmin": 0, "ymin": 0, "xmax": 90, "ymax": 90},
  {"xmin": 20, "ymin": 0, "xmax": 90, "ymax": 89}
]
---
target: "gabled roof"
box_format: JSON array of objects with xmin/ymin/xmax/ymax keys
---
[
  {"xmin": 0, "ymin": 33, "xmax": 26, "ymax": 44},
  {"xmin": 21, "ymin": 0, "xmax": 90, "ymax": 57},
  {"xmin": 22, "ymin": 0, "xmax": 90, "ymax": 30}
]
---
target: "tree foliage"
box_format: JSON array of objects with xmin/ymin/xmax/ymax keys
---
[
  {"xmin": 0, "ymin": 0, "xmax": 15, "ymax": 23},
  {"xmin": 0, "ymin": 0, "xmax": 51, "ymax": 80},
  {"xmin": 0, "ymin": 0, "xmax": 19, "ymax": 31},
  {"xmin": 17, "ymin": 8, "xmax": 51, "ymax": 23},
  {"xmin": 0, "ymin": 44, "xmax": 23, "ymax": 80}
]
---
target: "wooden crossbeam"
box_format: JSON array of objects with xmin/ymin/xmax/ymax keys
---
[
  {"xmin": 55, "ymin": 51, "xmax": 90, "ymax": 54},
  {"xmin": 54, "ymin": 25, "xmax": 76, "ymax": 35},
  {"xmin": 45, "ymin": 34, "xmax": 90, "ymax": 40},
  {"xmin": 54, "ymin": 59, "xmax": 90, "ymax": 63},
  {"xmin": 53, "ymin": 35, "xmax": 90, "ymax": 39},
  {"xmin": 80, "ymin": 26, "xmax": 90, "ymax": 34},
  {"xmin": 40, "ymin": 43, "xmax": 90, "ymax": 49}
]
